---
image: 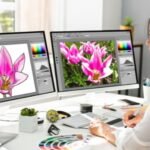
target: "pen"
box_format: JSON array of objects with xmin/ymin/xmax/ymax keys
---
[
  {"xmin": 124, "ymin": 106, "xmax": 142, "ymax": 128},
  {"xmin": 103, "ymin": 105, "xmax": 116, "ymax": 111}
]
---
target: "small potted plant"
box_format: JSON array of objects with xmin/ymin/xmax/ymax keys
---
[
  {"xmin": 120, "ymin": 17, "xmax": 134, "ymax": 38},
  {"xmin": 19, "ymin": 108, "xmax": 38, "ymax": 133}
]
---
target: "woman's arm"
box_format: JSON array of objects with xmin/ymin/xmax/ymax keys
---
[
  {"xmin": 89, "ymin": 105, "xmax": 150, "ymax": 149},
  {"xmin": 102, "ymin": 124, "xmax": 116, "ymax": 145},
  {"xmin": 89, "ymin": 120, "xmax": 116, "ymax": 145}
]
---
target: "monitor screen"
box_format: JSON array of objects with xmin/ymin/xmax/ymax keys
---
[
  {"xmin": 0, "ymin": 31, "xmax": 55, "ymax": 103},
  {"xmin": 50, "ymin": 30, "xmax": 138, "ymax": 93}
]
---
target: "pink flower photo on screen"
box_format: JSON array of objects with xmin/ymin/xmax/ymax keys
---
[
  {"xmin": 59, "ymin": 40, "xmax": 118, "ymax": 88},
  {"xmin": 60, "ymin": 42, "xmax": 82, "ymax": 64}
]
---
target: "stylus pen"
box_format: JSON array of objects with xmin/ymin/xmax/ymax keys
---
[
  {"xmin": 103, "ymin": 107, "xmax": 116, "ymax": 111},
  {"xmin": 124, "ymin": 107, "xmax": 142, "ymax": 128}
]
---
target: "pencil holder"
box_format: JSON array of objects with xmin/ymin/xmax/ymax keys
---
[{"xmin": 143, "ymin": 85, "xmax": 150, "ymax": 103}]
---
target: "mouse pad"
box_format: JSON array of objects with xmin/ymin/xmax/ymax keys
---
[{"xmin": 39, "ymin": 134, "xmax": 85, "ymax": 150}]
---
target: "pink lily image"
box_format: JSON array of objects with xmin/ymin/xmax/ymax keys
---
[
  {"xmin": 96, "ymin": 45, "xmax": 107, "ymax": 58},
  {"xmin": 81, "ymin": 48, "xmax": 113, "ymax": 83},
  {"xmin": 0, "ymin": 46, "xmax": 28, "ymax": 97},
  {"xmin": 60, "ymin": 42, "xmax": 82, "ymax": 64},
  {"xmin": 80, "ymin": 41, "xmax": 96, "ymax": 55}
]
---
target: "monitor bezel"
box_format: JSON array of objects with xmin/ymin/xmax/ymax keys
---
[
  {"xmin": 0, "ymin": 31, "xmax": 55, "ymax": 104},
  {"xmin": 50, "ymin": 30, "xmax": 138, "ymax": 93}
]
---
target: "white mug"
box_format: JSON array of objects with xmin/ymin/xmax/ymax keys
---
[{"xmin": 143, "ymin": 85, "xmax": 150, "ymax": 103}]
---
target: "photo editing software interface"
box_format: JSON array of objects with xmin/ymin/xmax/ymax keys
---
[
  {"xmin": 0, "ymin": 32, "xmax": 54, "ymax": 102},
  {"xmin": 51, "ymin": 31, "xmax": 137, "ymax": 92}
]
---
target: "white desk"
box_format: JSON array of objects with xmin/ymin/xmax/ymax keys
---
[{"xmin": 0, "ymin": 93, "xmax": 145, "ymax": 150}]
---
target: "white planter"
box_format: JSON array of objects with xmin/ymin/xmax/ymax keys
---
[
  {"xmin": 143, "ymin": 85, "xmax": 150, "ymax": 103},
  {"xmin": 19, "ymin": 115, "xmax": 38, "ymax": 133}
]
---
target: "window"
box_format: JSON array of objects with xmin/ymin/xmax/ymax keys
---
[{"xmin": 0, "ymin": 0, "xmax": 15, "ymax": 32}]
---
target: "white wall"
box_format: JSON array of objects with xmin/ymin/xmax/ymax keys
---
[
  {"xmin": 64, "ymin": 0, "xmax": 103, "ymax": 30},
  {"xmin": 50, "ymin": 0, "xmax": 66, "ymax": 31},
  {"xmin": 50, "ymin": 0, "xmax": 122, "ymax": 31},
  {"xmin": 122, "ymin": 0, "xmax": 148, "ymax": 43},
  {"xmin": 102, "ymin": 0, "xmax": 122, "ymax": 29},
  {"xmin": 122, "ymin": 0, "xmax": 150, "ymax": 96}
]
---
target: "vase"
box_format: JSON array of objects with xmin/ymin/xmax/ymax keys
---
[{"xmin": 19, "ymin": 115, "xmax": 38, "ymax": 133}]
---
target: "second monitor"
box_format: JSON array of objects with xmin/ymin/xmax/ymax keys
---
[
  {"xmin": 0, "ymin": 31, "xmax": 55, "ymax": 106},
  {"xmin": 50, "ymin": 30, "xmax": 138, "ymax": 95}
]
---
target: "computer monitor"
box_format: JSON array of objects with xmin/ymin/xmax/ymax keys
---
[
  {"xmin": 50, "ymin": 30, "xmax": 139, "ymax": 97},
  {"xmin": 0, "ymin": 31, "xmax": 56, "ymax": 107}
]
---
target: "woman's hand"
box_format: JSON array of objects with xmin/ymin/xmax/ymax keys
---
[
  {"xmin": 123, "ymin": 110, "xmax": 143, "ymax": 128},
  {"xmin": 89, "ymin": 119, "xmax": 105, "ymax": 137},
  {"xmin": 89, "ymin": 119, "xmax": 113, "ymax": 137}
]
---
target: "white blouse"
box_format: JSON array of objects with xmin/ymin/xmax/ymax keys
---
[{"xmin": 116, "ymin": 107, "xmax": 150, "ymax": 150}]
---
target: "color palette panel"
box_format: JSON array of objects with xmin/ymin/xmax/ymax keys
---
[
  {"xmin": 31, "ymin": 43, "xmax": 47, "ymax": 57},
  {"xmin": 117, "ymin": 41, "xmax": 132, "ymax": 52}
]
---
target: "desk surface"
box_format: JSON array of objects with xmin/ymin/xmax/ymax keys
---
[{"xmin": 0, "ymin": 93, "xmax": 145, "ymax": 150}]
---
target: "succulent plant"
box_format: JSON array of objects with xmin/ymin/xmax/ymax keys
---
[
  {"xmin": 123, "ymin": 17, "xmax": 133, "ymax": 27},
  {"xmin": 20, "ymin": 108, "xmax": 38, "ymax": 116}
]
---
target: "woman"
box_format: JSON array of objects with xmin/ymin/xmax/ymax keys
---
[{"xmin": 89, "ymin": 106, "xmax": 150, "ymax": 149}]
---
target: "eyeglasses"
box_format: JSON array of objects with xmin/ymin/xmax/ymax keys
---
[{"xmin": 48, "ymin": 124, "xmax": 60, "ymax": 136}]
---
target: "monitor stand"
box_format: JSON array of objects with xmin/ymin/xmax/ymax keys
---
[
  {"xmin": 82, "ymin": 92, "xmax": 107, "ymax": 107},
  {"xmin": 58, "ymin": 91, "xmax": 112, "ymax": 107}
]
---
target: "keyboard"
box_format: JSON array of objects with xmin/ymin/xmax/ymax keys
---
[{"xmin": 61, "ymin": 111, "xmax": 122, "ymax": 128}]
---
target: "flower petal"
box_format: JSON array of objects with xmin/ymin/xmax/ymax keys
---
[
  {"xmin": 0, "ymin": 46, "xmax": 13, "ymax": 76},
  {"xmin": 0, "ymin": 78, "xmax": 2, "ymax": 87},
  {"xmin": 0, "ymin": 89, "xmax": 9, "ymax": 94},
  {"xmin": 11, "ymin": 72, "xmax": 28, "ymax": 87},
  {"xmin": 82, "ymin": 62, "xmax": 93, "ymax": 76},
  {"xmin": 60, "ymin": 42, "xmax": 69, "ymax": 51},
  {"xmin": 90, "ymin": 50, "xmax": 103, "ymax": 70},
  {"xmin": 70, "ymin": 44, "xmax": 79, "ymax": 55},
  {"xmin": 103, "ymin": 55, "xmax": 112, "ymax": 68},
  {"xmin": 101, "ymin": 67, "xmax": 113, "ymax": 79},
  {"xmin": 60, "ymin": 47, "xmax": 68, "ymax": 58},
  {"xmin": 8, "ymin": 71, "xmax": 15, "ymax": 84},
  {"xmin": 14, "ymin": 53, "xmax": 25, "ymax": 72},
  {"xmin": 81, "ymin": 41, "xmax": 96, "ymax": 54},
  {"xmin": 68, "ymin": 55, "xmax": 80, "ymax": 64},
  {"xmin": 88, "ymin": 76, "xmax": 100, "ymax": 83},
  {"xmin": 79, "ymin": 55, "xmax": 89, "ymax": 63},
  {"xmin": 60, "ymin": 42, "xmax": 69, "ymax": 58},
  {"xmin": 100, "ymin": 46, "xmax": 107, "ymax": 57}
]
